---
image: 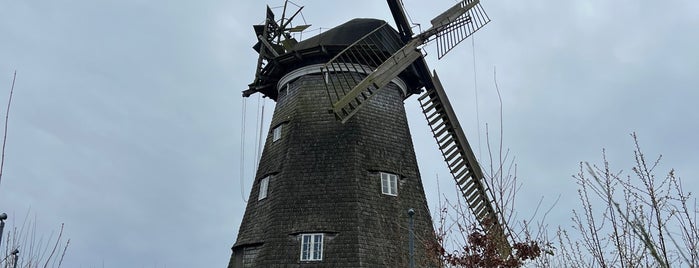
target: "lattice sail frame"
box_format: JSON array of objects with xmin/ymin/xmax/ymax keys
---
[
  {"xmin": 321, "ymin": 0, "xmax": 489, "ymax": 123},
  {"xmin": 320, "ymin": 23, "xmax": 407, "ymax": 122},
  {"xmin": 432, "ymin": 0, "xmax": 490, "ymax": 59},
  {"xmin": 419, "ymin": 71, "xmax": 511, "ymax": 256}
]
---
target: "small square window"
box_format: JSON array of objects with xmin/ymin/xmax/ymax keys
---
[
  {"xmin": 258, "ymin": 176, "xmax": 270, "ymax": 200},
  {"xmin": 272, "ymin": 125, "xmax": 282, "ymax": 142},
  {"xmin": 381, "ymin": 172, "xmax": 398, "ymax": 196},
  {"xmin": 300, "ymin": 233, "xmax": 323, "ymax": 261}
]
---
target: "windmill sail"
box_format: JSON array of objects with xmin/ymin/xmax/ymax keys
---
[
  {"xmin": 322, "ymin": 0, "xmax": 488, "ymax": 123},
  {"xmin": 320, "ymin": 23, "xmax": 421, "ymax": 122},
  {"xmin": 419, "ymin": 70, "xmax": 511, "ymax": 256},
  {"xmin": 431, "ymin": 0, "xmax": 490, "ymax": 59}
]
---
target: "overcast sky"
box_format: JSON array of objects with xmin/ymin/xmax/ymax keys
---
[{"xmin": 1, "ymin": 0, "xmax": 697, "ymax": 267}]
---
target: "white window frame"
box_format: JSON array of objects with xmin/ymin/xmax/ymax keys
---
[
  {"xmin": 381, "ymin": 172, "xmax": 398, "ymax": 196},
  {"xmin": 258, "ymin": 176, "xmax": 270, "ymax": 200},
  {"xmin": 272, "ymin": 125, "xmax": 282, "ymax": 142},
  {"xmin": 300, "ymin": 233, "xmax": 323, "ymax": 261}
]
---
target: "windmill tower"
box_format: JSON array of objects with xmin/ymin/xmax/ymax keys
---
[{"xmin": 229, "ymin": 1, "xmax": 508, "ymax": 267}]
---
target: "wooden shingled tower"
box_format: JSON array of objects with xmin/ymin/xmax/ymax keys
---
[{"xmin": 229, "ymin": 1, "xmax": 510, "ymax": 267}]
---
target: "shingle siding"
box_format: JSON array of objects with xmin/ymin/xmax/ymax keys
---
[{"xmin": 229, "ymin": 73, "xmax": 437, "ymax": 267}]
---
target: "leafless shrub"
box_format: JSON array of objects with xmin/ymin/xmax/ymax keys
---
[
  {"xmin": 1, "ymin": 72, "xmax": 70, "ymax": 268},
  {"xmin": 547, "ymin": 133, "xmax": 698, "ymax": 267},
  {"xmin": 426, "ymin": 135, "xmax": 553, "ymax": 267},
  {"xmin": 1, "ymin": 213, "xmax": 69, "ymax": 268}
]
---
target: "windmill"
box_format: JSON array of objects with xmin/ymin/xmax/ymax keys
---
[{"xmin": 230, "ymin": 0, "xmax": 510, "ymax": 266}]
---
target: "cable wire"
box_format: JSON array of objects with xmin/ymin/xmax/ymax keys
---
[
  {"xmin": 400, "ymin": 0, "xmax": 419, "ymax": 33},
  {"xmin": 239, "ymin": 97, "xmax": 248, "ymax": 203},
  {"xmin": 472, "ymin": 36, "xmax": 482, "ymax": 160},
  {"xmin": 253, "ymin": 95, "xmax": 266, "ymax": 175},
  {"xmin": 253, "ymin": 95, "xmax": 262, "ymax": 168},
  {"xmin": 257, "ymin": 100, "xmax": 266, "ymax": 163}
]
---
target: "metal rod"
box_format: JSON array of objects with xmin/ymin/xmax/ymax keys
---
[
  {"xmin": 407, "ymin": 208, "xmax": 415, "ymax": 268},
  {"xmin": 0, "ymin": 213, "xmax": 6, "ymax": 250}
]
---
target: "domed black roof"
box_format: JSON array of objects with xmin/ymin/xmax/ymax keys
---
[{"xmin": 292, "ymin": 19, "xmax": 392, "ymax": 51}]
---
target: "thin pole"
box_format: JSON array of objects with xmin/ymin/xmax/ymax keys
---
[
  {"xmin": 408, "ymin": 208, "xmax": 415, "ymax": 268},
  {"xmin": 0, "ymin": 70, "xmax": 16, "ymax": 188},
  {"xmin": 0, "ymin": 213, "xmax": 6, "ymax": 249}
]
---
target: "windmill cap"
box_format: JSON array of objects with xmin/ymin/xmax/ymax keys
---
[{"xmin": 251, "ymin": 18, "xmax": 424, "ymax": 100}]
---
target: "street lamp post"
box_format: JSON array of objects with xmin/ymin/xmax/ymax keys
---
[
  {"xmin": 408, "ymin": 208, "xmax": 415, "ymax": 268},
  {"xmin": 0, "ymin": 213, "xmax": 7, "ymax": 250}
]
